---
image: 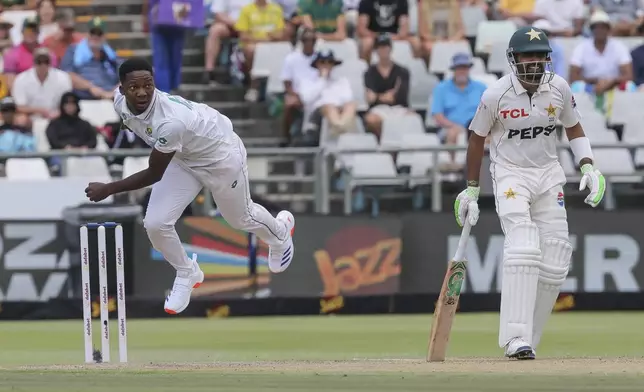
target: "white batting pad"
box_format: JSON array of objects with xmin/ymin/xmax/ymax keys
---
[
  {"xmin": 532, "ymin": 238, "xmax": 573, "ymax": 349},
  {"xmin": 499, "ymin": 222, "xmax": 541, "ymax": 347}
]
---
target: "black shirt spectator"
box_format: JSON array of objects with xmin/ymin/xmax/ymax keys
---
[
  {"xmin": 358, "ymin": 0, "xmax": 407, "ymax": 33},
  {"xmin": 363, "ymin": 34, "xmax": 411, "ymax": 138},
  {"xmin": 632, "ymin": 44, "xmax": 644, "ymax": 87},
  {"xmin": 46, "ymin": 92, "xmax": 97, "ymax": 150}
]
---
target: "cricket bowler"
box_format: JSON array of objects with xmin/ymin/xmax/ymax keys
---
[{"xmin": 454, "ymin": 26, "xmax": 606, "ymax": 359}]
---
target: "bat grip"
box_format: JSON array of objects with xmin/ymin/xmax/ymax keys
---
[{"xmin": 453, "ymin": 220, "xmax": 472, "ymax": 261}]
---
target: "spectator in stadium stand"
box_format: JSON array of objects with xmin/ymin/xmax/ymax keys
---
[
  {"xmin": 532, "ymin": 19, "xmax": 567, "ymax": 79},
  {"xmin": 43, "ymin": 8, "xmax": 84, "ymax": 61},
  {"xmin": 590, "ymin": 0, "xmax": 644, "ymax": 37},
  {"xmin": 430, "ymin": 52, "xmax": 486, "ymax": 169},
  {"xmin": 496, "ymin": 0, "xmax": 539, "ymax": 27},
  {"xmin": 203, "ymin": 0, "xmax": 252, "ymax": 84},
  {"xmin": 280, "ymin": 28, "xmax": 319, "ymax": 145},
  {"xmin": 12, "ymin": 47, "xmax": 71, "ymax": 124},
  {"xmin": 299, "ymin": 49, "xmax": 358, "ymax": 137},
  {"xmin": 60, "ymin": 17, "xmax": 120, "ymax": 100},
  {"xmin": 234, "ymin": 0, "xmax": 287, "ymax": 102},
  {"xmin": 356, "ymin": 0, "xmax": 419, "ymax": 62},
  {"xmin": 418, "ymin": 0, "xmax": 465, "ymax": 63},
  {"xmin": 0, "ymin": 97, "xmax": 35, "ymax": 158},
  {"xmin": 569, "ymin": 11, "xmax": 635, "ymax": 96},
  {"xmin": 532, "ymin": 0, "xmax": 584, "ymax": 37},
  {"xmin": 632, "ymin": 27, "xmax": 644, "ymax": 90},
  {"xmin": 297, "ymin": 0, "xmax": 347, "ymax": 41},
  {"xmin": 45, "ymin": 91, "xmax": 97, "ymax": 151},
  {"xmin": 3, "ymin": 18, "xmax": 58, "ymax": 87},
  {"xmin": 37, "ymin": 0, "xmax": 58, "ymax": 42},
  {"xmin": 0, "ymin": 16, "xmax": 14, "ymax": 53},
  {"xmin": 363, "ymin": 34, "xmax": 410, "ymax": 139}
]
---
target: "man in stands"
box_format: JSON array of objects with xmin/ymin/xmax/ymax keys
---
[
  {"xmin": 234, "ymin": 0, "xmax": 286, "ymax": 102},
  {"xmin": 60, "ymin": 17, "xmax": 120, "ymax": 100},
  {"xmin": 203, "ymin": 0, "xmax": 252, "ymax": 84},
  {"xmin": 4, "ymin": 18, "xmax": 58, "ymax": 87},
  {"xmin": 363, "ymin": 34, "xmax": 410, "ymax": 139},
  {"xmin": 43, "ymin": 8, "xmax": 84, "ymax": 61},
  {"xmin": 280, "ymin": 28, "xmax": 319, "ymax": 145},
  {"xmin": 298, "ymin": 0, "xmax": 347, "ymax": 41},
  {"xmin": 356, "ymin": 0, "xmax": 417, "ymax": 62}
]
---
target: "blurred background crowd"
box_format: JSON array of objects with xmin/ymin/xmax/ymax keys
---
[{"xmin": 0, "ymin": 0, "xmax": 642, "ymax": 215}]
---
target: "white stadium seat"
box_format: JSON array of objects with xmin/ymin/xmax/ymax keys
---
[
  {"xmin": 5, "ymin": 158, "xmax": 50, "ymax": 180},
  {"xmin": 408, "ymin": 59, "xmax": 439, "ymax": 110},
  {"xmin": 252, "ymin": 42, "xmax": 294, "ymax": 94},
  {"xmin": 316, "ymin": 39, "xmax": 359, "ymax": 62},
  {"xmin": 335, "ymin": 132, "xmax": 378, "ymax": 171},
  {"xmin": 122, "ymin": 157, "xmax": 148, "ymax": 178},
  {"xmin": 381, "ymin": 113, "xmax": 425, "ymax": 149},
  {"xmin": 334, "ymin": 59, "xmax": 369, "ymax": 110},
  {"xmin": 461, "ymin": 6, "xmax": 487, "ymax": 37},
  {"xmin": 65, "ymin": 157, "xmax": 111, "ymax": 179},
  {"xmin": 79, "ymin": 100, "xmax": 119, "ymax": 127},
  {"xmin": 31, "ymin": 118, "xmax": 51, "ymax": 152},
  {"xmin": 475, "ymin": 20, "xmax": 517, "ymax": 54},
  {"xmin": 429, "ymin": 41, "xmax": 472, "ymax": 74}
]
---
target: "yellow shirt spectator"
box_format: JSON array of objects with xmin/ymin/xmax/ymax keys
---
[
  {"xmin": 499, "ymin": 0, "xmax": 535, "ymax": 15},
  {"xmin": 235, "ymin": 2, "xmax": 285, "ymax": 40}
]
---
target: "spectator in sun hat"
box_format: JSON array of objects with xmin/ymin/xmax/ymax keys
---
[
  {"xmin": 3, "ymin": 18, "xmax": 58, "ymax": 81},
  {"xmin": 44, "ymin": 8, "xmax": 84, "ymax": 60},
  {"xmin": 61, "ymin": 16, "xmax": 121, "ymax": 100},
  {"xmin": 299, "ymin": 49, "xmax": 358, "ymax": 137},
  {"xmin": 532, "ymin": 19, "xmax": 567, "ymax": 79},
  {"xmin": 430, "ymin": 52, "xmax": 486, "ymax": 169}
]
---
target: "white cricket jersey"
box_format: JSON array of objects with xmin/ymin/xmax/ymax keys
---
[
  {"xmin": 469, "ymin": 72, "xmax": 580, "ymax": 168},
  {"xmin": 114, "ymin": 89, "xmax": 237, "ymax": 168}
]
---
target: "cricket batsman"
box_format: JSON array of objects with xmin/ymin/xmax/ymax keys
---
[{"xmin": 454, "ymin": 26, "xmax": 606, "ymax": 359}]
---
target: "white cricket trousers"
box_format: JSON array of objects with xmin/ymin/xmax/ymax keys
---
[{"xmin": 143, "ymin": 133, "xmax": 289, "ymax": 274}]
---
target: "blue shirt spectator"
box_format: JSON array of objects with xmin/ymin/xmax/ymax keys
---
[
  {"xmin": 632, "ymin": 44, "xmax": 644, "ymax": 87},
  {"xmin": 60, "ymin": 17, "xmax": 121, "ymax": 100},
  {"xmin": 431, "ymin": 53, "xmax": 487, "ymax": 168}
]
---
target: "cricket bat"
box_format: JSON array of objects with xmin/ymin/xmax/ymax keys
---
[{"xmin": 427, "ymin": 219, "xmax": 472, "ymax": 362}]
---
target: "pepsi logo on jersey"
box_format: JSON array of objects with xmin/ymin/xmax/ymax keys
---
[
  {"xmin": 499, "ymin": 109, "xmax": 529, "ymax": 119},
  {"xmin": 507, "ymin": 125, "xmax": 556, "ymax": 140}
]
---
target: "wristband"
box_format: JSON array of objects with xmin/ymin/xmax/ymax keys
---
[{"xmin": 569, "ymin": 136, "xmax": 594, "ymax": 165}]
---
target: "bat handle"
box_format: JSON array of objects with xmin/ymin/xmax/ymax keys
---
[{"xmin": 453, "ymin": 220, "xmax": 472, "ymax": 261}]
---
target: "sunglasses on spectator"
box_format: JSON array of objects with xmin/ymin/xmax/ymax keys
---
[
  {"xmin": 35, "ymin": 58, "xmax": 50, "ymax": 65},
  {"xmin": 89, "ymin": 28, "xmax": 104, "ymax": 36}
]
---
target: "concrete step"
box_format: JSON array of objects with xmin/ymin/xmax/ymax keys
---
[
  {"xmin": 63, "ymin": 2, "xmax": 144, "ymax": 16},
  {"xmin": 181, "ymin": 66, "xmax": 230, "ymax": 84},
  {"xmin": 76, "ymin": 15, "xmax": 144, "ymax": 33},
  {"xmin": 116, "ymin": 48, "xmax": 204, "ymax": 67},
  {"xmin": 178, "ymin": 83, "xmax": 244, "ymax": 102},
  {"xmin": 205, "ymin": 101, "xmax": 270, "ymax": 121},
  {"xmin": 231, "ymin": 119, "xmax": 281, "ymax": 138},
  {"xmin": 107, "ymin": 33, "xmax": 149, "ymax": 50}
]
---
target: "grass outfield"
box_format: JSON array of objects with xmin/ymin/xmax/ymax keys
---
[{"xmin": 0, "ymin": 313, "xmax": 643, "ymax": 391}]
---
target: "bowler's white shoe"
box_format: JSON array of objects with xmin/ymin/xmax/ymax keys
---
[
  {"xmin": 504, "ymin": 337, "xmax": 535, "ymax": 360},
  {"xmin": 268, "ymin": 211, "xmax": 295, "ymax": 273},
  {"xmin": 164, "ymin": 254, "xmax": 204, "ymax": 315}
]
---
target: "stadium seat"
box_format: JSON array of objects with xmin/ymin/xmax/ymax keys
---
[
  {"xmin": 381, "ymin": 112, "xmax": 425, "ymax": 149},
  {"xmin": 79, "ymin": 100, "xmax": 119, "ymax": 127},
  {"xmin": 122, "ymin": 157, "xmax": 148, "ymax": 178},
  {"xmin": 408, "ymin": 0, "xmax": 418, "ymax": 34},
  {"xmin": 31, "ymin": 118, "xmax": 51, "ymax": 152},
  {"xmin": 429, "ymin": 41, "xmax": 472, "ymax": 74},
  {"xmin": 316, "ymin": 39, "xmax": 359, "ymax": 62},
  {"xmin": 65, "ymin": 157, "xmax": 111, "ymax": 179},
  {"xmin": 594, "ymin": 148, "xmax": 640, "ymax": 182},
  {"xmin": 247, "ymin": 157, "xmax": 270, "ymax": 195},
  {"xmin": 475, "ymin": 20, "xmax": 517, "ymax": 55},
  {"xmin": 396, "ymin": 133, "xmax": 445, "ymax": 186},
  {"xmin": 634, "ymin": 148, "xmax": 644, "ymax": 168},
  {"xmin": 488, "ymin": 43, "xmax": 512, "ymax": 75},
  {"xmin": 334, "ymin": 59, "xmax": 369, "ymax": 110},
  {"xmin": 251, "ymin": 42, "xmax": 294, "ymax": 93},
  {"xmin": 335, "ymin": 132, "xmax": 379, "ymax": 170},
  {"xmin": 5, "ymin": 158, "xmax": 50, "ymax": 179},
  {"xmin": 320, "ymin": 116, "xmax": 367, "ymax": 152},
  {"xmin": 472, "ymin": 73, "xmax": 499, "ymax": 87},
  {"xmin": 610, "ymin": 92, "xmax": 644, "ymax": 142},
  {"xmin": 619, "ymin": 37, "xmax": 644, "ymax": 50},
  {"xmin": 408, "ymin": 59, "xmax": 439, "ymax": 110},
  {"xmin": 371, "ymin": 40, "xmax": 414, "ymax": 65},
  {"xmin": 461, "ymin": 6, "xmax": 488, "ymax": 38},
  {"xmin": 553, "ymin": 37, "xmax": 581, "ymax": 65},
  {"xmin": 3, "ymin": 10, "xmax": 36, "ymax": 45}
]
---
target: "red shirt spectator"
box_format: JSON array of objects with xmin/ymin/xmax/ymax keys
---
[
  {"xmin": 43, "ymin": 8, "xmax": 84, "ymax": 60},
  {"xmin": 3, "ymin": 18, "xmax": 58, "ymax": 78}
]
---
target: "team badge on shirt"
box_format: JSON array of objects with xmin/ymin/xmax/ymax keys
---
[
  {"xmin": 504, "ymin": 188, "xmax": 517, "ymax": 199},
  {"xmin": 557, "ymin": 191, "xmax": 565, "ymax": 207},
  {"xmin": 145, "ymin": 127, "xmax": 153, "ymax": 136},
  {"xmin": 546, "ymin": 103, "xmax": 556, "ymax": 122}
]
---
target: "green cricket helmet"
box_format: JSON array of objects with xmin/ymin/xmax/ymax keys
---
[{"xmin": 506, "ymin": 26, "xmax": 554, "ymax": 85}]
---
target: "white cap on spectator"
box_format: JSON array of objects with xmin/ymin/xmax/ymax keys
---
[
  {"xmin": 532, "ymin": 19, "xmax": 553, "ymax": 33},
  {"xmin": 589, "ymin": 10, "xmax": 611, "ymax": 27}
]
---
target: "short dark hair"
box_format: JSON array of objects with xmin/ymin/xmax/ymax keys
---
[{"xmin": 119, "ymin": 58, "xmax": 153, "ymax": 83}]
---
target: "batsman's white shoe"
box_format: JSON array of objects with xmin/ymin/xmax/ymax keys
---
[
  {"xmin": 268, "ymin": 211, "xmax": 295, "ymax": 273},
  {"xmin": 504, "ymin": 337, "xmax": 535, "ymax": 360},
  {"xmin": 164, "ymin": 254, "xmax": 204, "ymax": 315}
]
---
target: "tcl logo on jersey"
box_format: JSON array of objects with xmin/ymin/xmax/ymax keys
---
[
  {"xmin": 500, "ymin": 109, "xmax": 529, "ymax": 119},
  {"xmin": 508, "ymin": 125, "xmax": 556, "ymax": 140}
]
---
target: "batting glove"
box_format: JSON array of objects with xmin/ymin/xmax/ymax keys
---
[
  {"xmin": 454, "ymin": 186, "xmax": 480, "ymax": 227},
  {"xmin": 579, "ymin": 163, "xmax": 606, "ymax": 208}
]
